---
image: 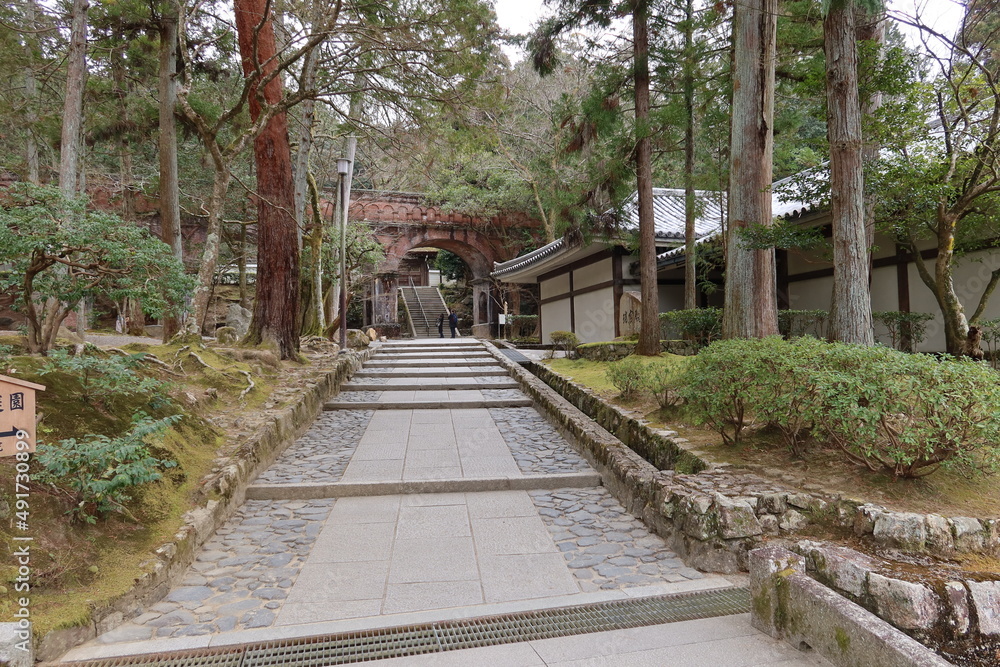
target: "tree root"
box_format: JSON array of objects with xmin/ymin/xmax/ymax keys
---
[{"xmin": 238, "ymin": 370, "xmax": 255, "ymax": 400}]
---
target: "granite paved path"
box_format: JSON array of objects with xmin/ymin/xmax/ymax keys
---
[{"xmin": 64, "ymin": 338, "xmax": 829, "ymax": 666}]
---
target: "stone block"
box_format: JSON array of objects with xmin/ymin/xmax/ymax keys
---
[
  {"xmin": 944, "ymin": 581, "xmax": 970, "ymax": 635},
  {"xmin": 868, "ymin": 572, "xmax": 939, "ymax": 630},
  {"xmin": 759, "ymin": 514, "xmax": 779, "ymax": 535},
  {"xmin": 854, "ymin": 504, "xmax": 884, "ymax": 536},
  {"xmin": 94, "ymin": 611, "xmax": 123, "ymax": 635},
  {"xmin": 786, "ymin": 493, "xmax": 817, "ymax": 510},
  {"xmin": 0, "ymin": 623, "xmax": 31, "ymax": 667},
  {"xmin": 872, "ymin": 512, "xmax": 926, "ymax": 550},
  {"xmin": 985, "ymin": 519, "xmax": 1000, "ymax": 552},
  {"xmin": 797, "ymin": 541, "xmax": 879, "ymax": 599},
  {"xmin": 950, "ymin": 517, "xmax": 985, "ymax": 552},
  {"xmin": 757, "ymin": 493, "xmax": 787, "ymax": 516},
  {"xmin": 968, "ymin": 580, "xmax": 1000, "ymax": 636},
  {"xmin": 779, "ymin": 509, "xmax": 807, "ymax": 532},
  {"xmin": 715, "ymin": 495, "xmax": 763, "ymax": 539},
  {"xmin": 924, "ymin": 514, "xmax": 954, "ymax": 555},
  {"xmin": 748, "ymin": 546, "xmax": 805, "ymax": 638}
]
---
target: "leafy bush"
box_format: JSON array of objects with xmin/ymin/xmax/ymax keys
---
[
  {"xmin": 872, "ymin": 311, "xmax": 934, "ymax": 351},
  {"xmin": 549, "ymin": 330, "xmax": 579, "ymax": 358},
  {"xmin": 814, "ymin": 349, "xmax": 1000, "ymax": 478},
  {"xmin": 509, "ymin": 315, "xmax": 538, "ymax": 340},
  {"xmin": 606, "ymin": 356, "xmax": 646, "ymax": 398},
  {"xmin": 34, "ymin": 413, "xmax": 180, "ymax": 523},
  {"xmin": 39, "ymin": 348, "xmax": 169, "ymax": 408},
  {"xmin": 659, "ymin": 308, "xmax": 722, "ymax": 347},
  {"xmin": 777, "ymin": 309, "xmax": 828, "ymax": 339},
  {"xmin": 643, "ymin": 357, "xmax": 683, "ymax": 408},
  {"xmin": 677, "ymin": 337, "xmax": 1000, "ymax": 477}
]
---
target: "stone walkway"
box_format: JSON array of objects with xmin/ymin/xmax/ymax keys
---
[{"xmin": 62, "ymin": 338, "xmax": 828, "ymax": 666}]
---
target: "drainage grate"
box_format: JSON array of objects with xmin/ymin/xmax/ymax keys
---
[{"xmin": 64, "ymin": 587, "xmax": 749, "ymax": 667}]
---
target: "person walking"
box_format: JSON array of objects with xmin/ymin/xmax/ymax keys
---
[
  {"xmin": 448, "ymin": 310, "xmax": 459, "ymax": 338},
  {"xmin": 437, "ymin": 312, "xmax": 445, "ymax": 338}
]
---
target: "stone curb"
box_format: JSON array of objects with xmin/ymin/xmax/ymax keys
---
[
  {"xmin": 749, "ymin": 546, "xmax": 953, "ymax": 667},
  {"xmin": 244, "ymin": 472, "xmax": 603, "ymax": 500},
  {"xmin": 34, "ymin": 347, "xmax": 373, "ymax": 662}
]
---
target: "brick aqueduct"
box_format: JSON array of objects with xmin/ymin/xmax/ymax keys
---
[{"xmin": 331, "ymin": 190, "xmax": 543, "ymax": 331}]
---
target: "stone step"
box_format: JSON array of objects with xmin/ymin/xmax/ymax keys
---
[
  {"xmin": 354, "ymin": 369, "xmax": 509, "ymax": 378},
  {"xmin": 324, "ymin": 398, "xmax": 533, "ymax": 410},
  {"xmin": 379, "ymin": 341, "xmax": 483, "ymax": 349},
  {"xmin": 246, "ymin": 472, "xmax": 603, "ymax": 500},
  {"xmin": 374, "ymin": 352, "xmax": 495, "ymax": 360},
  {"xmin": 364, "ymin": 359, "xmax": 499, "ymax": 368},
  {"xmin": 342, "ymin": 381, "xmax": 520, "ymax": 391}
]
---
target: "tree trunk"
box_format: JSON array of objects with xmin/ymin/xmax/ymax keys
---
[
  {"xmin": 722, "ymin": 0, "xmax": 779, "ymax": 339},
  {"xmin": 825, "ymin": 2, "xmax": 873, "ymax": 345},
  {"xmin": 300, "ymin": 171, "xmax": 326, "ymax": 336},
  {"xmin": 856, "ymin": 9, "xmax": 884, "ymax": 258},
  {"xmin": 159, "ymin": 0, "xmax": 183, "ymax": 342},
  {"xmin": 235, "ymin": 0, "xmax": 300, "ymax": 360},
  {"xmin": 292, "ymin": 51, "xmax": 317, "ymax": 249},
  {"xmin": 633, "ymin": 0, "xmax": 660, "ymax": 356},
  {"xmin": 24, "ymin": 0, "xmax": 40, "ymax": 184},
  {"xmin": 186, "ymin": 169, "xmax": 231, "ymax": 335},
  {"xmin": 683, "ymin": 0, "xmax": 697, "ymax": 310},
  {"xmin": 59, "ymin": 0, "xmax": 89, "ymax": 198}
]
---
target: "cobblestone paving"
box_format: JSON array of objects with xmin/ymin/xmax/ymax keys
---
[
  {"xmin": 529, "ymin": 488, "xmax": 704, "ymax": 592},
  {"xmin": 255, "ymin": 411, "xmax": 373, "ymax": 484},
  {"xmin": 481, "ymin": 388, "xmax": 530, "ymax": 401},
  {"xmin": 489, "ymin": 407, "xmax": 593, "ymax": 475},
  {"xmin": 94, "ymin": 500, "xmax": 334, "ymax": 644}
]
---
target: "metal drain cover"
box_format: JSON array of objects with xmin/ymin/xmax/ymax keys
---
[{"xmin": 62, "ymin": 587, "xmax": 749, "ymax": 667}]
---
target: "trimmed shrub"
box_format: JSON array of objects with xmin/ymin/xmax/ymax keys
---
[
  {"xmin": 659, "ymin": 308, "xmax": 723, "ymax": 348},
  {"xmin": 606, "ymin": 356, "xmax": 646, "ymax": 398},
  {"xmin": 872, "ymin": 311, "xmax": 934, "ymax": 351},
  {"xmin": 643, "ymin": 357, "xmax": 683, "ymax": 408},
  {"xmin": 549, "ymin": 330, "xmax": 579, "ymax": 358}
]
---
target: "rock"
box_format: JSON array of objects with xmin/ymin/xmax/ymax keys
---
[
  {"xmin": 968, "ymin": 580, "xmax": 1000, "ymax": 635},
  {"xmin": 786, "ymin": 493, "xmax": 815, "ymax": 510},
  {"xmin": 346, "ymin": 329, "xmax": 371, "ymax": 348},
  {"xmin": 366, "ymin": 328, "xmax": 377, "ymax": 341},
  {"xmin": 924, "ymin": 514, "xmax": 954, "ymax": 555},
  {"xmin": 868, "ymin": 573, "xmax": 939, "ymax": 630},
  {"xmin": 872, "ymin": 512, "xmax": 926, "ymax": 551},
  {"xmin": 226, "ymin": 304, "xmax": 252, "ymax": 338},
  {"xmin": 165, "ymin": 586, "xmax": 214, "ymax": 603},
  {"xmin": 757, "ymin": 493, "xmax": 787, "ymax": 515},
  {"xmin": 950, "ymin": 517, "xmax": 985, "ymax": 552},
  {"xmin": 95, "ymin": 611, "xmax": 124, "ymax": 635},
  {"xmin": 759, "ymin": 514, "xmax": 780, "ymax": 536},
  {"xmin": 853, "ymin": 504, "xmax": 884, "ymax": 536},
  {"xmin": 945, "ymin": 581, "xmax": 970, "ymax": 635},
  {"xmin": 680, "ymin": 495, "xmax": 717, "ymax": 541},
  {"xmin": 715, "ymin": 495, "xmax": 763, "ymax": 539},
  {"xmin": 986, "ymin": 519, "xmax": 1000, "ymax": 552},
  {"xmin": 779, "ymin": 509, "xmax": 807, "ymax": 532},
  {"xmin": 797, "ymin": 541, "xmax": 878, "ymax": 598},
  {"xmin": 215, "ymin": 326, "xmax": 238, "ymax": 345},
  {"xmin": 0, "ymin": 623, "xmax": 32, "ymax": 667},
  {"xmin": 0, "ymin": 500, "xmax": 9, "ymax": 520}
]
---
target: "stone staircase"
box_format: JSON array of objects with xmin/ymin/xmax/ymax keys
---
[{"xmin": 400, "ymin": 285, "xmax": 448, "ymax": 337}]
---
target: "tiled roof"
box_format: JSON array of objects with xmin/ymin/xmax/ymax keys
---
[
  {"xmin": 492, "ymin": 237, "xmax": 567, "ymax": 277},
  {"xmin": 619, "ymin": 188, "xmax": 725, "ymax": 240}
]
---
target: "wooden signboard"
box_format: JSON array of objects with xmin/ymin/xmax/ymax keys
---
[{"xmin": 0, "ymin": 375, "xmax": 45, "ymax": 456}]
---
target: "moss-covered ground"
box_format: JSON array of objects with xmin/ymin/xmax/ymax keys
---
[
  {"xmin": 542, "ymin": 355, "xmax": 1000, "ymax": 521},
  {"xmin": 0, "ymin": 336, "xmax": 292, "ymax": 637}
]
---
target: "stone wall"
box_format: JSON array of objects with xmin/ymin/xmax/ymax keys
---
[
  {"xmin": 35, "ymin": 347, "xmax": 373, "ymax": 662},
  {"xmin": 574, "ymin": 340, "xmax": 697, "ymax": 362}
]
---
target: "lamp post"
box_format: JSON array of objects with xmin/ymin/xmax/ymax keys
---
[{"xmin": 336, "ymin": 138, "xmax": 356, "ymax": 352}]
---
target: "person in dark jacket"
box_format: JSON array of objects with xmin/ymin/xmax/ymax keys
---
[
  {"xmin": 448, "ymin": 310, "xmax": 459, "ymax": 338},
  {"xmin": 437, "ymin": 313, "xmax": 445, "ymax": 338}
]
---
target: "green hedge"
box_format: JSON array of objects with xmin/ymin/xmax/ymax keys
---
[{"xmin": 677, "ymin": 337, "xmax": 1000, "ymax": 478}]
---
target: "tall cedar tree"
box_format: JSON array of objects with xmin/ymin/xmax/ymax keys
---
[
  {"xmin": 722, "ymin": 0, "xmax": 779, "ymax": 338},
  {"xmin": 234, "ymin": 0, "xmax": 300, "ymax": 359},
  {"xmin": 825, "ymin": 0, "xmax": 875, "ymax": 345}
]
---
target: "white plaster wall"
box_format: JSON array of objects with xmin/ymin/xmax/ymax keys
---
[
  {"xmin": 541, "ymin": 298, "xmax": 572, "ymax": 342},
  {"xmin": 787, "ymin": 277, "xmax": 832, "ymax": 312},
  {"xmin": 541, "ymin": 273, "xmax": 571, "ymax": 300},
  {"xmin": 574, "ymin": 288, "xmax": 616, "ymax": 343},
  {"xmin": 573, "ymin": 258, "xmax": 612, "ymax": 290}
]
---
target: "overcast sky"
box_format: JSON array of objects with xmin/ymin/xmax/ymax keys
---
[{"xmin": 492, "ymin": 0, "xmax": 966, "ymax": 62}]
